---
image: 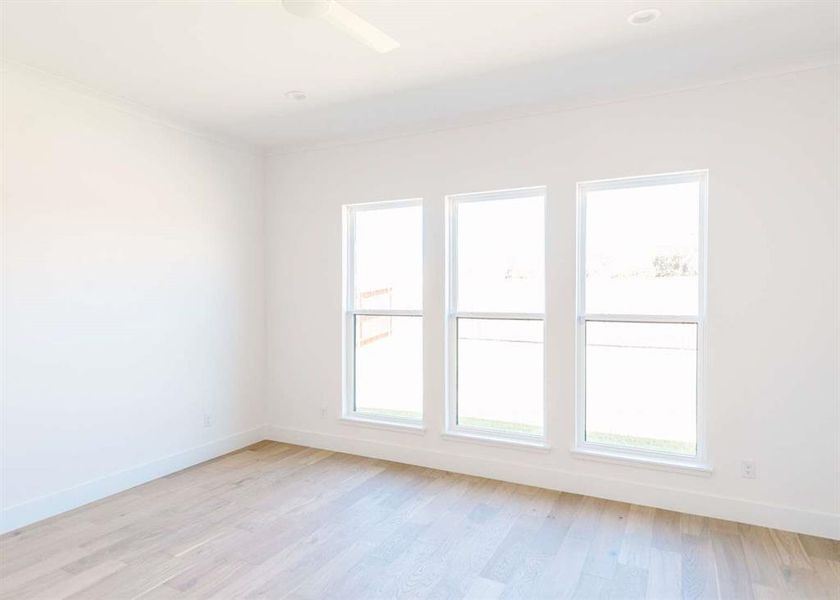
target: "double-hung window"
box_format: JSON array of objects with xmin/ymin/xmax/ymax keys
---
[
  {"xmin": 446, "ymin": 187, "xmax": 546, "ymax": 444},
  {"xmin": 576, "ymin": 171, "xmax": 707, "ymax": 466},
  {"xmin": 343, "ymin": 199, "xmax": 423, "ymax": 426}
]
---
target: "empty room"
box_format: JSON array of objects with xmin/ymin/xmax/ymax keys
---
[{"xmin": 1, "ymin": 0, "xmax": 838, "ymax": 598}]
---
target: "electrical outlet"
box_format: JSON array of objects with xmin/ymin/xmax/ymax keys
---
[
  {"xmin": 741, "ymin": 460, "xmax": 756, "ymax": 479},
  {"xmin": 203, "ymin": 413, "xmax": 213, "ymax": 428}
]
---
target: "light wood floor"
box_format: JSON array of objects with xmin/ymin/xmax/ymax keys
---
[{"xmin": 1, "ymin": 441, "xmax": 838, "ymax": 600}]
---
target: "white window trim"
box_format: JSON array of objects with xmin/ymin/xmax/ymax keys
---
[
  {"xmin": 574, "ymin": 170, "xmax": 710, "ymax": 470},
  {"xmin": 441, "ymin": 430, "xmax": 551, "ymax": 452},
  {"xmin": 342, "ymin": 197, "xmax": 424, "ymax": 428},
  {"xmin": 339, "ymin": 414, "xmax": 426, "ymax": 435},
  {"xmin": 445, "ymin": 186, "xmax": 548, "ymax": 446}
]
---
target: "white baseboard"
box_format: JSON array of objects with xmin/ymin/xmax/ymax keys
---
[
  {"xmin": 266, "ymin": 425, "xmax": 840, "ymax": 540},
  {"xmin": 6, "ymin": 425, "xmax": 836, "ymax": 540},
  {"xmin": 0, "ymin": 426, "xmax": 268, "ymax": 534}
]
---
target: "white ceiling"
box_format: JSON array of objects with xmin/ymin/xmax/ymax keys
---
[{"xmin": 2, "ymin": 1, "xmax": 837, "ymax": 151}]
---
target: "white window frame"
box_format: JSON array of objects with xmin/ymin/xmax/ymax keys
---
[
  {"xmin": 445, "ymin": 186, "xmax": 548, "ymax": 447},
  {"xmin": 342, "ymin": 198, "xmax": 424, "ymax": 430},
  {"xmin": 574, "ymin": 170, "xmax": 709, "ymax": 470}
]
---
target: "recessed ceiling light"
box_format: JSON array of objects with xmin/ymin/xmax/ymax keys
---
[
  {"xmin": 628, "ymin": 8, "xmax": 661, "ymax": 25},
  {"xmin": 285, "ymin": 90, "xmax": 307, "ymax": 101}
]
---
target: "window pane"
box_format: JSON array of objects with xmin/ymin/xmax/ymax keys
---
[
  {"xmin": 354, "ymin": 204, "xmax": 422, "ymax": 310},
  {"xmin": 585, "ymin": 321, "xmax": 697, "ymax": 455},
  {"xmin": 457, "ymin": 318, "xmax": 543, "ymax": 435},
  {"xmin": 585, "ymin": 181, "xmax": 700, "ymax": 315},
  {"xmin": 456, "ymin": 194, "xmax": 544, "ymax": 313},
  {"xmin": 354, "ymin": 315, "xmax": 422, "ymax": 420}
]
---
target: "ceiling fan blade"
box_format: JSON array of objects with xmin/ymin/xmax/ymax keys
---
[{"xmin": 322, "ymin": 1, "xmax": 399, "ymax": 54}]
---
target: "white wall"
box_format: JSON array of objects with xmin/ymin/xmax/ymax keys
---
[
  {"xmin": 1, "ymin": 66, "xmax": 266, "ymax": 531},
  {"xmin": 265, "ymin": 66, "xmax": 839, "ymax": 539}
]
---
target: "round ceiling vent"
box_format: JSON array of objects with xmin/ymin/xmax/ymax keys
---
[{"xmin": 628, "ymin": 8, "xmax": 661, "ymax": 25}]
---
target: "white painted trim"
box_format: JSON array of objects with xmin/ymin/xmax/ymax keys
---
[
  {"xmin": 578, "ymin": 314, "xmax": 699, "ymax": 324},
  {"xmin": 0, "ymin": 426, "xmax": 268, "ymax": 534},
  {"xmin": 570, "ymin": 447, "xmax": 712, "ymax": 476},
  {"xmin": 1, "ymin": 59, "xmax": 259, "ymax": 155},
  {"xmin": 265, "ymin": 425, "xmax": 840, "ymax": 540},
  {"xmin": 266, "ymin": 64, "xmax": 837, "ymax": 157},
  {"xmin": 352, "ymin": 309, "xmax": 422, "ymax": 317},
  {"xmin": 347, "ymin": 197, "xmax": 423, "ymax": 211},
  {"xmin": 339, "ymin": 415, "xmax": 426, "ymax": 434},
  {"xmin": 455, "ymin": 311, "xmax": 544, "ymax": 321},
  {"xmin": 441, "ymin": 431, "xmax": 551, "ymax": 452},
  {"xmin": 447, "ymin": 186, "xmax": 547, "ymax": 204}
]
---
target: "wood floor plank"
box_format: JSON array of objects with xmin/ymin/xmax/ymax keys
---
[
  {"xmin": 426, "ymin": 488, "xmax": 521, "ymax": 598},
  {"xmin": 482, "ymin": 514, "xmax": 550, "ymax": 583},
  {"xmin": 1, "ymin": 565, "xmax": 74, "ymax": 600},
  {"xmin": 349, "ymin": 489, "xmax": 472, "ymax": 599},
  {"xmin": 566, "ymin": 495, "xmax": 606, "ymax": 540},
  {"xmin": 769, "ymin": 528, "xmax": 813, "ymax": 569},
  {"xmin": 463, "ymin": 576, "xmax": 505, "ymax": 600},
  {"xmin": 710, "ymin": 529, "xmax": 753, "ymax": 599},
  {"xmin": 599, "ymin": 564, "xmax": 648, "ymax": 600},
  {"xmin": 286, "ymin": 540, "xmax": 378, "ymax": 600},
  {"xmin": 680, "ymin": 513, "xmax": 708, "ymax": 537},
  {"xmin": 752, "ymin": 582, "xmax": 784, "ymax": 599},
  {"xmin": 799, "ymin": 534, "xmax": 840, "ymax": 562},
  {"xmin": 680, "ymin": 533, "xmax": 719, "ymax": 600},
  {"xmin": 782, "ymin": 564, "xmax": 839, "ymax": 599},
  {"xmin": 652, "ymin": 508, "xmax": 683, "ymax": 553},
  {"xmin": 531, "ymin": 533, "xmax": 591, "ymax": 599},
  {"xmin": 1, "ymin": 441, "xmax": 838, "ymax": 600},
  {"xmin": 36, "ymin": 560, "xmax": 127, "ymax": 600},
  {"xmin": 619, "ymin": 504, "xmax": 655, "ymax": 569},
  {"xmin": 65, "ymin": 552, "xmax": 195, "ymax": 600},
  {"xmin": 581, "ymin": 500, "xmax": 631, "ymax": 580},
  {"xmin": 739, "ymin": 524, "xmax": 785, "ymax": 591},
  {"xmin": 646, "ymin": 547, "xmax": 681, "ymax": 599},
  {"xmin": 571, "ymin": 573, "xmax": 607, "ymax": 599},
  {"xmin": 0, "ymin": 545, "xmax": 90, "ymax": 595}
]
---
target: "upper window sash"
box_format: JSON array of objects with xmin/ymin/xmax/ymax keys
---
[
  {"xmin": 578, "ymin": 171, "xmax": 707, "ymax": 319},
  {"xmin": 448, "ymin": 186, "xmax": 546, "ymax": 316},
  {"xmin": 345, "ymin": 198, "xmax": 423, "ymax": 314}
]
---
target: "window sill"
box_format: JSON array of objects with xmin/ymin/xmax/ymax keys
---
[
  {"xmin": 339, "ymin": 415, "xmax": 426, "ymax": 435},
  {"xmin": 571, "ymin": 446, "xmax": 712, "ymax": 476},
  {"xmin": 442, "ymin": 430, "xmax": 551, "ymax": 452}
]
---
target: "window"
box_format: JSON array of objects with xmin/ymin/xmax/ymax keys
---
[
  {"xmin": 577, "ymin": 171, "xmax": 707, "ymax": 465},
  {"xmin": 447, "ymin": 187, "xmax": 546, "ymax": 443},
  {"xmin": 344, "ymin": 200, "xmax": 423, "ymax": 425}
]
